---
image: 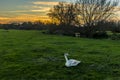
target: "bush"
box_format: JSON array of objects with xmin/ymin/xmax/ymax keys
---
[
  {"xmin": 93, "ymin": 31, "xmax": 108, "ymax": 39},
  {"xmin": 110, "ymin": 33, "xmax": 120, "ymax": 40},
  {"xmin": 47, "ymin": 25, "xmax": 79, "ymax": 36},
  {"xmin": 111, "ymin": 26, "xmax": 120, "ymax": 33}
]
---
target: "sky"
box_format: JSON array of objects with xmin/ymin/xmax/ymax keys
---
[
  {"xmin": 0, "ymin": 0, "xmax": 120, "ymax": 24},
  {"xmin": 0, "ymin": 0, "xmax": 68, "ymax": 24}
]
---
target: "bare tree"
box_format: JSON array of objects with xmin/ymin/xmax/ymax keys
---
[
  {"xmin": 48, "ymin": 2, "xmax": 77, "ymax": 26},
  {"xmin": 75, "ymin": 0, "xmax": 119, "ymax": 26},
  {"xmin": 74, "ymin": 0, "xmax": 119, "ymax": 37}
]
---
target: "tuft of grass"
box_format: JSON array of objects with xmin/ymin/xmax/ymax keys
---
[{"xmin": 0, "ymin": 29, "xmax": 120, "ymax": 80}]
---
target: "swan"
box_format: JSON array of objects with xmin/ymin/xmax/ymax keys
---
[{"xmin": 64, "ymin": 53, "xmax": 81, "ymax": 67}]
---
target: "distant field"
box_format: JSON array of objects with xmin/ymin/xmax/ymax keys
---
[{"xmin": 0, "ymin": 30, "xmax": 120, "ymax": 80}]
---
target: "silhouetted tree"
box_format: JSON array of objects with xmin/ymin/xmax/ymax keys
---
[
  {"xmin": 75, "ymin": 0, "xmax": 119, "ymax": 37},
  {"xmin": 48, "ymin": 2, "xmax": 77, "ymax": 26}
]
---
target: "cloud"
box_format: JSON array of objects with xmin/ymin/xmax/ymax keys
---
[
  {"xmin": 0, "ymin": 17, "xmax": 10, "ymax": 20},
  {"xmin": 9, "ymin": 10, "xmax": 30, "ymax": 13},
  {"xmin": 32, "ymin": 1, "xmax": 58, "ymax": 6},
  {"xmin": 31, "ymin": 7, "xmax": 50, "ymax": 12},
  {"xmin": 32, "ymin": 6, "xmax": 43, "ymax": 9},
  {"xmin": 2, "ymin": 7, "xmax": 50, "ymax": 13},
  {"xmin": 31, "ymin": 9, "xmax": 48, "ymax": 12},
  {"xmin": 0, "ymin": 14, "xmax": 50, "ymax": 24},
  {"xmin": 0, "ymin": 17, "xmax": 10, "ymax": 24}
]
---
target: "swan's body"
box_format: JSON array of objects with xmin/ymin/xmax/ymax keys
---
[{"xmin": 64, "ymin": 53, "xmax": 81, "ymax": 67}]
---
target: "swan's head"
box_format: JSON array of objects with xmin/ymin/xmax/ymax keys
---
[{"xmin": 64, "ymin": 53, "xmax": 69, "ymax": 56}]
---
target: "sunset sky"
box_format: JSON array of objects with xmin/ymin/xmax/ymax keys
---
[
  {"xmin": 0, "ymin": 0, "xmax": 68, "ymax": 24},
  {"xmin": 0, "ymin": 0, "xmax": 120, "ymax": 24}
]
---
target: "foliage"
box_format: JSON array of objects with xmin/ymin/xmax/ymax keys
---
[
  {"xmin": 110, "ymin": 33, "xmax": 120, "ymax": 40},
  {"xmin": 47, "ymin": 24, "xmax": 80, "ymax": 36},
  {"xmin": 0, "ymin": 21, "xmax": 47, "ymax": 30},
  {"xmin": 93, "ymin": 31, "xmax": 108, "ymax": 39}
]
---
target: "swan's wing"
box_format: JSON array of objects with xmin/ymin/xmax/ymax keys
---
[{"xmin": 69, "ymin": 59, "xmax": 81, "ymax": 64}]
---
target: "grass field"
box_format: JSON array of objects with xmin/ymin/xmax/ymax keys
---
[{"xmin": 0, "ymin": 30, "xmax": 120, "ymax": 80}]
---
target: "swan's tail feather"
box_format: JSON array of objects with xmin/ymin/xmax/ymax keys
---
[{"xmin": 78, "ymin": 61, "xmax": 81, "ymax": 63}]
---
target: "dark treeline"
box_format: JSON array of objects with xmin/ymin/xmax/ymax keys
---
[
  {"xmin": 0, "ymin": 20, "xmax": 120, "ymax": 33},
  {"xmin": 47, "ymin": 20, "xmax": 120, "ymax": 38},
  {"xmin": 0, "ymin": 21, "xmax": 47, "ymax": 30}
]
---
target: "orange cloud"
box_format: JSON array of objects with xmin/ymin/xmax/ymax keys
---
[
  {"xmin": 0, "ymin": 17, "xmax": 10, "ymax": 24},
  {"xmin": 32, "ymin": 1, "xmax": 58, "ymax": 6},
  {"xmin": 5, "ymin": 6, "xmax": 50, "ymax": 13},
  {"xmin": 0, "ymin": 17, "xmax": 10, "ymax": 20},
  {"xmin": 31, "ymin": 7, "xmax": 50, "ymax": 12},
  {"xmin": 0, "ymin": 14, "xmax": 50, "ymax": 24},
  {"xmin": 9, "ymin": 10, "xmax": 30, "ymax": 13}
]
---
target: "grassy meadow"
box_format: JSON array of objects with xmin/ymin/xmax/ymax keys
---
[{"xmin": 0, "ymin": 30, "xmax": 120, "ymax": 80}]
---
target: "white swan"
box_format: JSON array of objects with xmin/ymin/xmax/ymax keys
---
[{"xmin": 64, "ymin": 53, "xmax": 81, "ymax": 67}]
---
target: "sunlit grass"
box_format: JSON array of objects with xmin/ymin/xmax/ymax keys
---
[{"xmin": 0, "ymin": 30, "xmax": 120, "ymax": 80}]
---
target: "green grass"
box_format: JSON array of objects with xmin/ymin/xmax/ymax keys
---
[{"xmin": 0, "ymin": 29, "xmax": 120, "ymax": 80}]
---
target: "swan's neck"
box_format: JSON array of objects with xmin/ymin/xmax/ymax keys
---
[{"xmin": 64, "ymin": 55, "xmax": 68, "ymax": 61}]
